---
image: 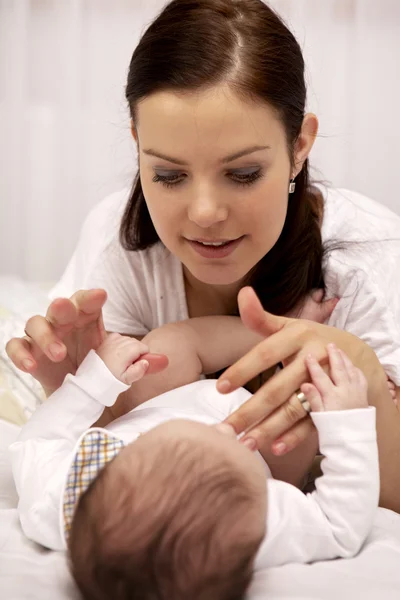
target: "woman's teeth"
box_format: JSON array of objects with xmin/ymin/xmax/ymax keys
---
[{"xmin": 199, "ymin": 241, "xmax": 229, "ymax": 246}]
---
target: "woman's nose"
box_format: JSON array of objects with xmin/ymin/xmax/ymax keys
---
[{"xmin": 187, "ymin": 189, "xmax": 228, "ymax": 229}]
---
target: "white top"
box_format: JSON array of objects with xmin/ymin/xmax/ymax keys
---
[
  {"xmin": 9, "ymin": 351, "xmax": 379, "ymax": 568},
  {"xmin": 50, "ymin": 186, "xmax": 400, "ymax": 384}
]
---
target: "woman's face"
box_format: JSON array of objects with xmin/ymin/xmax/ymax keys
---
[{"xmin": 135, "ymin": 84, "xmax": 316, "ymax": 287}]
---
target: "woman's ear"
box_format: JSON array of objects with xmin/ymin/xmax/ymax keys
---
[
  {"xmin": 293, "ymin": 113, "xmax": 318, "ymax": 176},
  {"xmin": 131, "ymin": 119, "xmax": 138, "ymax": 142}
]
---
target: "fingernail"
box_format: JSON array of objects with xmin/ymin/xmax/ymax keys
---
[
  {"xmin": 22, "ymin": 359, "xmax": 34, "ymax": 371},
  {"xmin": 217, "ymin": 380, "xmax": 231, "ymax": 393},
  {"xmin": 139, "ymin": 359, "xmax": 149, "ymax": 371},
  {"xmin": 327, "ymin": 343, "xmax": 336, "ymax": 350},
  {"xmin": 242, "ymin": 438, "xmax": 257, "ymax": 451},
  {"xmin": 273, "ymin": 442, "xmax": 287, "ymax": 456},
  {"xmin": 49, "ymin": 343, "xmax": 64, "ymax": 359}
]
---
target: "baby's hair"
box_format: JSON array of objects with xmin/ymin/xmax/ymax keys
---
[{"xmin": 68, "ymin": 436, "xmax": 264, "ymax": 600}]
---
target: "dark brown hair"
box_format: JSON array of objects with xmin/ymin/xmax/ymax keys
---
[
  {"xmin": 120, "ymin": 0, "xmax": 324, "ymax": 316},
  {"xmin": 68, "ymin": 438, "xmax": 263, "ymax": 600}
]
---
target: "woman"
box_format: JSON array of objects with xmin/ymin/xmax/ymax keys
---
[{"xmin": 6, "ymin": 0, "xmax": 400, "ymax": 510}]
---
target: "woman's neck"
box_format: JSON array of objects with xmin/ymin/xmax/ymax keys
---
[{"xmin": 183, "ymin": 267, "xmax": 242, "ymax": 318}]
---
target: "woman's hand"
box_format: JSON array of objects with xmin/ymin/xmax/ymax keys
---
[
  {"xmin": 217, "ymin": 287, "xmax": 383, "ymax": 456},
  {"xmin": 6, "ymin": 289, "xmax": 167, "ymax": 396}
]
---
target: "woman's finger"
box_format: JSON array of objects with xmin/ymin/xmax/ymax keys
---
[
  {"xmin": 238, "ymin": 287, "xmax": 288, "ymax": 338},
  {"xmin": 239, "ymin": 389, "xmax": 313, "ymax": 446},
  {"xmin": 46, "ymin": 297, "xmax": 79, "ymax": 331},
  {"xmin": 224, "ymin": 357, "xmax": 308, "ymax": 434},
  {"xmin": 68, "ymin": 289, "xmax": 107, "ymax": 328},
  {"xmin": 5, "ymin": 337, "xmax": 37, "ymax": 372},
  {"xmin": 141, "ymin": 353, "xmax": 169, "ymax": 374},
  {"xmin": 217, "ymin": 325, "xmax": 305, "ymax": 393},
  {"xmin": 271, "ymin": 417, "xmax": 316, "ymax": 456},
  {"xmin": 23, "ymin": 315, "xmax": 67, "ymax": 362}
]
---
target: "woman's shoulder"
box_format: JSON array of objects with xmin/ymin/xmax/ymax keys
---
[
  {"xmin": 320, "ymin": 185, "xmax": 400, "ymax": 242},
  {"xmin": 320, "ymin": 185, "xmax": 400, "ymax": 297},
  {"xmin": 319, "ymin": 187, "xmax": 400, "ymax": 382}
]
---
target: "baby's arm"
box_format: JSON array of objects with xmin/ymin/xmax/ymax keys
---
[
  {"xmin": 9, "ymin": 339, "xmax": 147, "ymax": 550},
  {"xmin": 256, "ymin": 345, "xmax": 379, "ymax": 568},
  {"xmin": 107, "ymin": 291, "xmax": 337, "ymax": 418},
  {"xmin": 107, "ymin": 317, "xmax": 265, "ymax": 416}
]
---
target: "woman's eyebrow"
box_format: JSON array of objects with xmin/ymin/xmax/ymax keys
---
[{"xmin": 142, "ymin": 145, "xmax": 271, "ymax": 166}]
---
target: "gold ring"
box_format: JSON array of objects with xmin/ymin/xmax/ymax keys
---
[{"xmin": 296, "ymin": 390, "xmax": 311, "ymax": 414}]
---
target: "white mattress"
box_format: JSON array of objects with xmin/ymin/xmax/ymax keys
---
[{"xmin": 1, "ymin": 419, "xmax": 400, "ymax": 600}]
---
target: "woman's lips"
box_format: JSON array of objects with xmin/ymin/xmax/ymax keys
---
[{"xmin": 186, "ymin": 236, "xmax": 244, "ymax": 259}]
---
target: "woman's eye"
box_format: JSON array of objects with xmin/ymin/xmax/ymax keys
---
[
  {"xmin": 229, "ymin": 168, "xmax": 263, "ymax": 186},
  {"xmin": 152, "ymin": 173, "xmax": 185, "ymax": 188},
  {"xmin": 152, "ymin": 168, "xmax": 263, "ymax": 189}
]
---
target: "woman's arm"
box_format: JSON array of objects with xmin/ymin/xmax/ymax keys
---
[{"xmin": 217, "ymin": 287, "xmax": 400, "ymax": 513}]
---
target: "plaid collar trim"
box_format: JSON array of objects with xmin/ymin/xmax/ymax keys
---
[{"xmin": 62, "ymin": 429, "xmax": 125, "ymax": 542}]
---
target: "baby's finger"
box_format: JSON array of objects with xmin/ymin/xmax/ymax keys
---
[
  {"xmin": 126, "ymin": 339, "xmax": 150, "ymax": 358},
  {"xmin": 305, "ymin": 354, "xmax": 334, "ymax": 397},
  {"xmin": 336, "ymin": 349, "xmax": 360, "ymax": 384},
  {"xmin": 5, "ymin": 337, "xmax": 37, "ymax": 372},
  {"xmin": 327, "ymin": 344, "xmax": 349, "ymax": 386},
  {"xmin": 123, "ymin": 360, "xmax": 149, "ymax": 385},
  {"xmin": 300, "ymin": 382, "xmax": 324, "ymax": 412}
]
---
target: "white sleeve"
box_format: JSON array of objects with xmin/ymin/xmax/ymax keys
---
[
  {"xmin": 326, "ymin": 257, "xmax": 400, "ymax": 386},
  {"xmin": 49, "ymin": 189, "xmax": 128, "ymax": 300},
  {"xmin": 9, "ymin": 351, "xmax": 128, "ymax": 550},
  {"xmin": 255, "ymin": 407, "xmax": 379, "ymax": 568},
  {"xmin": 85, "ymin": 237, "xmax": 152, "ymax": 335}
]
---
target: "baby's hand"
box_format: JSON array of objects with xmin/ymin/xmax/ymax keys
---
[
  {"xmin": 300, "ymin": 344, "xmax": 368, "ymax": 412},
  {"xmin": 96, "ymin": 333, "xmax": 150, "ymax": 385}
]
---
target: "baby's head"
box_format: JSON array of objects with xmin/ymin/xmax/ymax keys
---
[{"xmin": 69, "ymin": 420, "xmax": 267, "ymax": 600}]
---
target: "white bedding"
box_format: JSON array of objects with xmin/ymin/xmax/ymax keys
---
[{"xmin": 1, "ymin": 420, "xmax": 400, "ymax": 599}]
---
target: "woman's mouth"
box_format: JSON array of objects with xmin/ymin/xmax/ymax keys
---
[{"xmin": 185, "ymin": 236, "xmax": 244, "ymax": 259}]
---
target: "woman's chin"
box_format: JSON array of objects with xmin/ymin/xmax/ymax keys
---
[{"xmin": 188, "ymin": 264, "xmax": 245, "ymax": 287}]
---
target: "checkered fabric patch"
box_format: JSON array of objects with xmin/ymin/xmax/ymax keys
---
[{"xmin": 63, "ymin": 429, "xmax": 124, "ymax": 540}]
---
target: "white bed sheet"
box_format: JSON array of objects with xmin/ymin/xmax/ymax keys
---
[{"xmin": 1, "ymin": 419, "xmax": 400, "ymax": 600}]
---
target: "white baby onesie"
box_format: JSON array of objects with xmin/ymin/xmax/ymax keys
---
[{"xmin": 9, "ymin": 351, "xmax": 379, "ymax": 568}]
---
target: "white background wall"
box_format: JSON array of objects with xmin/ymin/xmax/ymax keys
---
[{"xmin": 0, "ymin": 0, "xmax": 399, "ymax": 282}]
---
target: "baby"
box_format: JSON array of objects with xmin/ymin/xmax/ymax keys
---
[{"xmin": 10, "ymin": 321, "xmax": 379, "ymax": 600}]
